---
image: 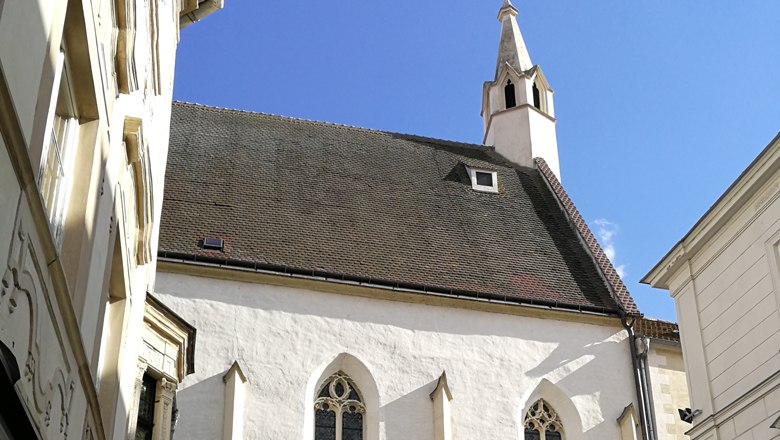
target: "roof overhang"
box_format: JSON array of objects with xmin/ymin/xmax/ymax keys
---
[
  {"xmin": 180, "ymin": 0, "xmax": 224, "ymax": 29},
  {"xmin": 642, "ymin": 132, "xmax": 780, "ymax": 290},
  {"xmin": 144, "ymin": 293, "xmax": 197, "ymax": 378},
  {"xmin": 156, "ymin": 255, "xmax": 626, "ymax": 326}
]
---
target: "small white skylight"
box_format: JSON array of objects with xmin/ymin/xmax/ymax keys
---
[{"xmin": 466, "ymin": 167, "xmax": 499, "ymax": 193}]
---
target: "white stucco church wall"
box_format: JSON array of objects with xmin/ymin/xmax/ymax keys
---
[{"xmin": 156, "ymin": 270, "xmax": 638, "ymax": 439}]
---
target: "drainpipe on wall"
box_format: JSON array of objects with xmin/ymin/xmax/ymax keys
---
[
  {"xmin": 620, "ymin": 312, "xmax": 656, "ymax": 440},
  {"xmin": 635, "ymin": 333, "xmax": 658, "ymax": 440}
]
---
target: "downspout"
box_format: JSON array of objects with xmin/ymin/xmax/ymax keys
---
[
  {"xmin": 620, "ymin": 311, "xmax": 656, "ymax": 440},
  {"xmin": 635, "ymin": 335, "xmax": 658, "ymax": 440}
]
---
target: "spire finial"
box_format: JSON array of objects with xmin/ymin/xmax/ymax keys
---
[
  {"xmin": 495, "ymin": 0, "xmax": 532, "ymax": 74},
  {"xmin": 498, "ymin": 0, "xmax": 518, "ymax": 21}
]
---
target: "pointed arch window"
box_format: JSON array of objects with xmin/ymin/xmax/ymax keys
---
[
  {"xmin": 532, "ymin": 82, "xmax": 541, "ymax": 110},
  {"xmin": 504, "ymin": 79, "xmax": 517, "ymax": 109},
  {"xmin": 524, "ymin": 399, "xmax": 564, "ymax": 440},
  {"xmin": 315, "ymin": 372, "xmax": 365, "ymax": 440}
]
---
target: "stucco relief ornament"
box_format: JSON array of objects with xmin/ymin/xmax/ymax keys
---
[
  {"xmin": 24, "ymin": 352, "xmax": 35, "ymax": 381},
  {"xmin": 160, "ymin": 377, "xmax": 177, "ymax": 394},
  {"xmin": 314, "ymin": 373, "xmax": 365, "ymax": 417},
  {"xmin": 44, "ymin": 400, "xmax": 51, "ymax": 426}
]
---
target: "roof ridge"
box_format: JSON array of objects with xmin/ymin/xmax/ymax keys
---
[{"xmin": 172, "ymin": 100, "xmax": 491, "ymax": 152}]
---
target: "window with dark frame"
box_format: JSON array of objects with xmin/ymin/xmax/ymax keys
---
[
  {"xmin": 475, "ymin": 171, "xmax": 493, "ymax": 187},
  {"xmin": 135, "ymin": 373, "xmax": 156, "ymax": 440}
]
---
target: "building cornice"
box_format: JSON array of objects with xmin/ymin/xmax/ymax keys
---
[
  {"xmin": 482, "ymin": 103, "xmax": 557, "ymax": 144},
  {"xmin": 156, "ymin": 258, "xmax": 625, "ymax": 329}
]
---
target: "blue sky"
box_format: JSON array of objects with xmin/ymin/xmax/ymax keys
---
[{"xmin": 173, "ymin": 1, "xmax": 780, "ymax": 322}]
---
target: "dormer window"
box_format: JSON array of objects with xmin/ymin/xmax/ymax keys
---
[
  {"xmin": 467, "ymin": 167, "xmax": 499, "ymax": 193},
  {"xmin": 504, "ymin": 80, "xmax": 516, "ymax": 109}
]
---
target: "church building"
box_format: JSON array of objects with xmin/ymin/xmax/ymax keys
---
[{"xmin": 153, "ymin": 1, "xmax": 683, "ymax": 439}]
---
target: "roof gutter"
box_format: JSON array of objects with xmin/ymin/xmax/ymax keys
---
[{"xmin": 157, "ymin": 252, "xmax": 620, "ymax": 317}]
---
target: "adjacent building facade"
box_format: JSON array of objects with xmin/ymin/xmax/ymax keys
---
[
  {"xmin": 0, "ymin": 0, "xmax": 219, "ymax": 438},
  {"xmin": 643, "ymin": 133, "xmax": 780, "ymax": 439}
]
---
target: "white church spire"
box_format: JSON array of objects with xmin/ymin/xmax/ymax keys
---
[
  {"xmin": 496, "ymin": 0, "xmax": 533, "ymax": 75},
  {"xmin": 482, "ymin": 1, "xmax": 561, "ymax": 181}
]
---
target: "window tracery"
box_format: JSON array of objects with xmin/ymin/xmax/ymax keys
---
[
  {"xmin": 314, "ymin": 372, "xmax": 365, "ymax": 440},
  {"xmin": 524, "ymin": 399, "xmax": 564, "ymax": 440}
]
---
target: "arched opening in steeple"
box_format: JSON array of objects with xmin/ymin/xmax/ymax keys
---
[
  {"xmin": 504, "ymin": 80, "xmax": 517, "ymax": 109},
  {"xmin": 532, "ymin": 82, "xmax": 541, "ymax": 110}
]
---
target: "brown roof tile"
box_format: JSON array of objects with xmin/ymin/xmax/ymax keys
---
[
  {"xmin": 635, "ymin": 317, "xmax": 680, "ymax": 343},
  {"xmin": 159, "ymin": 102, "xmax": 633, "ymax": 314},
  {"xmin": 535, "ymin": 158, "xmax": 640, "ymax": 315}
]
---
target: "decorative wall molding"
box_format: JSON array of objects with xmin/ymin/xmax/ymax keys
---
[
  {"xmin": 122, "ymin": 117, "xmax": 153, "ymax": 265},
  {"xmin": 114, "ymin": 0, "xmax": 139, "ymax": 93},
  {"xmin": 0, "ymin": 215, "xmax": 75, "ymax": 438}
]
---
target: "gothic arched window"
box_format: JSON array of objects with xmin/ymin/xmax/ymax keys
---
[
  {"xmin": 532, "ymin": 82, "xmax": 541, "ymax": 110},
  {"xmin": 524, "ymin": 399, "xmax": 564, "ymax": 440},
  {"xmin": 315, "ymin": 372, "xmax": 365, "ymax": 440},
  {"xmin": 504, "ymin": 79, "xmax": 517, "ymax": 109}
]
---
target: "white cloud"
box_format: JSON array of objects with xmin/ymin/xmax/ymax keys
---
[{"xmin": 593, "ymin": 218, "xmax": 626, "ymax": 279}]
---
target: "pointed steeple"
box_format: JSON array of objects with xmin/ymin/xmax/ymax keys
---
[
  {"xmin": 496, "ymin": 0, "xmax": 533, "ymax": 77},
  {"xmin": 482, "ymin": 1, "xmax": 561, "ymax": 181}
]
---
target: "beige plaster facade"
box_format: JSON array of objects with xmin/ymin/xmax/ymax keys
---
[
  {"xmin": 0, "ymin": 0, "xmax": 218, "ymax": 438},
  {"xmin": 620, "ymin": 318, "xmax": 691, "ymax": 440},
  {"xmin": 647, "ymin": 340, "xmax": 690, "ymax": 439},
  {"xmin": 644, "ymin": 133, "xmax": 780, "ymax": 440}
]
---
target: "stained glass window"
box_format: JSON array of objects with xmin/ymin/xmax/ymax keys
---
[
  {"xmin": 314, "ymin": 372, "xmax": 365, "ymax": 440},
  {"xmin": 524, "ymin": 399, "xmax": 564, "ymax": 440}
]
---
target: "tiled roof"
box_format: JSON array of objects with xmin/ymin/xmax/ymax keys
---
[
  {"xmin": 159, "ymin": 102, "xmax": 635, "ymax": 314},
  {"xmin": 635, "ymin": 318, "xmax": 680, "ymax": 343},
  {"xmin": 535, "ymin": 158, "xmax": 639, "ymax": 314}
]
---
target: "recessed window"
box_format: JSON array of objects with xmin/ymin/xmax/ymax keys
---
[
  {"xmin": 39, "ymin": 51, "xmax": 80, "ymax": 251},
  {"xmin": 135, "ymin": 374, "xmax": 156, "ymax": 440},
  {"xmin": 532, "ymin": 82, "xmax": 541, "ymax": 110},
  {"xmin": 466, "ymin": 167, "xmax": 499, "ymax": 193},
  {"xmin": 315, "ymin": 372, "xmax": 365, "ymax": 440},
  {"xmin": 504, "ymin": 80, "xmax": 517, "ymax": 109},
  {"xmin": 524, "ymin": 399, "xmax": 564, "ymax": 440}
]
